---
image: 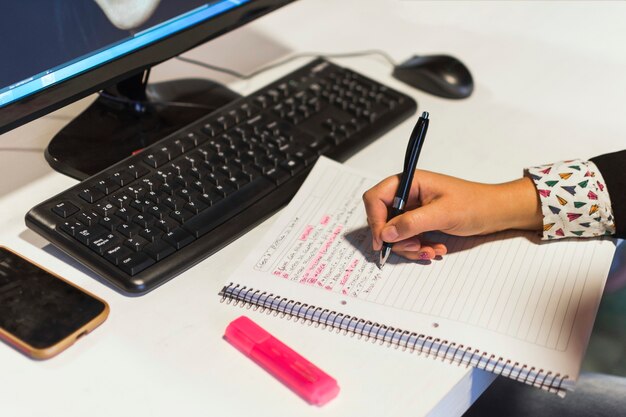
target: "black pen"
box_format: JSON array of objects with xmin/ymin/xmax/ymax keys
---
[{"xmin": 379, "ymin": 111, "xmax": 430, "ymax": 268}]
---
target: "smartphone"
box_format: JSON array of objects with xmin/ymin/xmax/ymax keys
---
[{"xmin": 0, "ymin": 246, "xmax": 109, "ymax": 359}]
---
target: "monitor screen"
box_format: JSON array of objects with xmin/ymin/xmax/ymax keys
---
[
  {"xmin": 0, "ymin": 0, "xmax": 293, "ymax": 135},
  {"xmin": 0, "ymin": 1, "xmax": 249, "ymax": 109}
]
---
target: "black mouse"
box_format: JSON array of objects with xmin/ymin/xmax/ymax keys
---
[{"xmin": 392, "ymin": 55, "xmax": 474, "ymax": 99}]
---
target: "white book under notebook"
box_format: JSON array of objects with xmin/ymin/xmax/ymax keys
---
[{"xmin": 219, "ymin": 156, "xmax": 615, "ymax": 396}]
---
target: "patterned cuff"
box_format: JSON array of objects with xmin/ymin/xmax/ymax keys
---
[{"xmin": 525, "ymin": 159, "xmax": 615, "ymax": 240}]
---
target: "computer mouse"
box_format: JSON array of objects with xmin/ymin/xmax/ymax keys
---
[{"xmin": 392, "ymin": 55, "xmax": 474, "ymax": 99}]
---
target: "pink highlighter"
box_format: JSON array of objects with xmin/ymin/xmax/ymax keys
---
[{"xmin": 224, "ymin": 316, "xmax": 340, "ymax": 406}]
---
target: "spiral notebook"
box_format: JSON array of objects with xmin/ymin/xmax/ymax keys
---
[{"xmin": 219, "ymin": 156, "xmax": 615, "ymax": 396}]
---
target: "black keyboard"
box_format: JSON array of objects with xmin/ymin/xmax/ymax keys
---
[{"xmin": 26, "ymin": 58, "xmax": 416, "ymax": 295}]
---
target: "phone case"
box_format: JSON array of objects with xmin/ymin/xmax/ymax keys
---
[{"xmin": 0, "ymin": 246, "xmax": 109, "ymax": 359}]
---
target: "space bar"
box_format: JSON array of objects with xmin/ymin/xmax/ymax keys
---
[{"xmin": 182, "ymin": 177, "xmax": 276, "ymax": 238}]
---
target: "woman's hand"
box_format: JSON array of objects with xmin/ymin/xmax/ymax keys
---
[{"xmin": 362, "ymin": 170, "xmax": 542, "ymax": 261}]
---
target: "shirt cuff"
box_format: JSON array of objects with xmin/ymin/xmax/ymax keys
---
[{"xmin": 525, "ymin": 159, "xmax": 615, "ymax": 240}]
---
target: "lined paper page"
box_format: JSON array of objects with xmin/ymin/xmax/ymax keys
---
[{"xmin": 231, "ymin": 157, "xmax": 614, "ymax": 381}]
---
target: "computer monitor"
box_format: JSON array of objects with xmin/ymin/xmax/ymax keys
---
[{"xmin": 0, "ymin": 0, "xmax": 295, "ymax": 179}]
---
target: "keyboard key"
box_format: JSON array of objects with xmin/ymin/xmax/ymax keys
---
[
  {"xmin": 254, "ymin": 95, "xmax": 269, "ymax": 109},
  {"xmin": 140, "ymin": 178, "xmax": 161, "ymax": 192},
  {"xmin": 146, "ymin": 204, "xmax": 168, "ymax": 220},
  {"xmin": 216, "ymin": 115, "xmax": 235, "ymax": 130},
  {"xmin": 142, "ymin": 191, "xmax": 161, "ymax": 205},
  {"xmin": 103, "ymin": 245, "xmax": 134, "ymax": 265},
  {"xmin": 51, "ymin": 201, "xmax": 79, "ymax": 218},
  {"xmin": 185, "ymin": 132, "xmax": 204, "ymax": 146},
  {"xmin": 159, "ymin": 183, "xmax": 175, "ymax": 195},
  {"xmin": 118, "ymin": 252, "xmax": 155, "ymax": 276},
  {"xmin": 292, "ymin": 149, "xmax": 318, "ymax": 165},
  {"xmin": 111, "ymin": 171, "xmax": 135, "ymax": 186},
  {"xmin": 132, "ymin": 214, "xmax": 153, "ymax": 229},
  {"xmin": 265, "ymin": 167, "xmax": 291, "ymax": 185},
  {"xmin": 75, "ymin": 225, "xmax": 108, "ymax": 246},
  {"xmin": 206, "ymin": 171, "xmax": 229, "ymax": 186},
  {"xmin": 338, "ymin": 123, "xmax": 356, "ymax": 138},
  {"xmin": 89, "ymin": 233, "xmax": 119, "ymax": 255},
  {"xmin": 190, "ymin": 180, "xmax": 207, "ymax": 193},
  {"xmin": 169, "ymin": 139, "xmax": 185, "ymax": 154},
  {"xmin": 188, "ymin": 164, "xmax": 211, "ymax": 180},
  {"xmin": 280, "ymin": 158, "xmax": 306, "ymax": 175},
  {"xmin": 202, "ymin": 121, "xmax": 222, "ymax": 137},
  {"xmin": 99, "ymin": 216, "xmax": 123, "ymax": 231},
  {"xmin": 143, "ymin": 240, "xmax": 175, "ymax": 261},
  {"xmin": 142, "ymin": 151, "xmax": 169, "ymax": 168},
  {"xmin": 154, "ymin": 168, "xmax": 176, "ymax": 182},
  {"xmin": 160, "ymin": 145, "xmax": 182, "ymax": 160},
  {"xmin": 163, "ymin": 228, "xmax": 195, "ymax": 250},
  {"xmin": 126, "ymin": 186, "xmax": 147, "ymax": 199},
  {"xmin": 126, "ymin": 163, "xmax": 150, "ymax": 178},
  {"xmin": 117, "ymin": 222, "xmax": 141, "ymax": 238},
  {"xmin": 227, "ymin": 172, "xmax": 251, "ymax": 189},
  {"xmin": 163, "ymin": 196, "xmax": 186, "ymax": 211},
  {"xmin": 59, "ymin": 221, "xmax": 86, "ymax": 237},
  {"xmin": 184, "ymin": 200, "xmax": 208, "ymax": 214},
  {"xmin": 130, "ymin": 199, "xmax": 151, "ymax": 213},
  {"xmin": 228, "ymin": 108, "xmax": 243, "ymax": 123},
  {"xmin": 110, "ymin": 192, "xmax": 132, "ymax": 208},
  {"xmin": 115, "ymin": 207, "xmax": 138, "ymax": 222},
  {"xmin": 323, "ymin": 117, "xmax": 338, "ymax": 131},
  {"xmin": 124, "ymin": 237, "xmax": 149, "ymax": 252},
  {"xmin": 76, "ymin": 211, "xmax": 100, "ymax": 226},
  {"xmin": 78, "ymin": 187, "xmax": 105, "ymax": 204},
  {"xmin": 215, "ymin": 163, "xmax": 232, "ymax": 175},
  {"xmin": 215, "ymin": 183, "xmax": 236, "ymax": 197},
  {"xmin": 93, "ymin": 202, "xmax": 116, "ymax": 217},
  {"xmin": 139, "ymin": 227, "xmax": 161, "ymax": 242},
  {"xmin": 154, "ymin": 218, "xmax": 178, "ymax": 233},
  {"xmin": 170, "ymin": 209, "xmax": 193, "ymax": 224},
  {"xmin": 198, "ymin": 191, "xmax": 220, "ymax": 206},
  {"xmin": 176, "ymin": 188, "xmax": 193, "ymax": 202},
  {"xmin": 94, "ymin": 179, "xmax": 120, "ymax": 195},
  {"xmin": 238, "ymin": 103, "xmax": 258, "ymax": 117}
]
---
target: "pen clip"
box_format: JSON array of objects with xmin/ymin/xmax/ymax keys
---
[{"xmin": 403, "ymin": 115, "xmax": 429, "ymax": 173}]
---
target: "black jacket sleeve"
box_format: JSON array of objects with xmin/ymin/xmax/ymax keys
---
[{"xmin": 590, "ymin": 150, "xmax": 626, "ymax": 238}]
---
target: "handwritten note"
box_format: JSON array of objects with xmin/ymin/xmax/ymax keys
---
[{"xmin": 253, "ymin": 165, "xmax": 382, "ymax": 297}]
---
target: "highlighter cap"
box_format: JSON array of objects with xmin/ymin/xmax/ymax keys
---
[{"xmin": 224, "ymin": 316, "xmax": 271, "ymax": 355}]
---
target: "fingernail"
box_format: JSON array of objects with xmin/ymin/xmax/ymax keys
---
[
  {"xmin": 381, "ymin": 225, "xmax": 398, "ymax": 241},
  {"xmin": 404, "ymin": 242, "xmax": 420, "ymax": 251}
]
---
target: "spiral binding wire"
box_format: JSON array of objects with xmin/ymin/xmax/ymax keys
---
[{"xmin": 219, "ymin": 283, "xmax": 569, "ymax": 395}]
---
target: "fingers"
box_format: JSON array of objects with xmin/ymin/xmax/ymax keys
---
[
  {"xmin": 395, "ymin": 247, "xmax": 435, "ymax": 261},
  {"xmin": 381, "ymin": 203, "xmax": 451, "ymax": 244},
  {"xmin": 393, "ymin": 238, "xmax": 447, "ymax": 260},
  {"xmin": 363, "ymin": 175, "xmax": 401, "ymax": 250},
  {"xmin": 364, "ymin": 172, "xmax": 453, "ymax": 262}
]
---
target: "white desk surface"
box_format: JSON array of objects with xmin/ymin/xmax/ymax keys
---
[{"xmin": 1, "ymin": 1, "xmax": 625, "ymax": 416}]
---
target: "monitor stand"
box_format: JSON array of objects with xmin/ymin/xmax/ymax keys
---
[{"xmin": 45, "ymin": 70, "xmax": 241, "ymax": 180}]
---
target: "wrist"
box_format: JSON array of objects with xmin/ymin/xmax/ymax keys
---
[{"xmin": 489, "ymin": 177, "xmax": 542, "ymax": 233}]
